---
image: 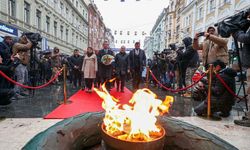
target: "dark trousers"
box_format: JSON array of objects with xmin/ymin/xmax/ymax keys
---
[
  {"xmin": 85, "ymin": 78, "xmax": 94, "ymax": 89},
  {"xmin": 73, "ymin": 69, "xmax": 82, "ymax": 87},
  {"xmin": 132, "ymin": 70, "xmax": 141, "ymax": 91},
  {"xmin": 116, "ymin": 74, "xmax": 126, "ymax": 91},
  {"xmin": 101, "ymin": 76, "xmax": 111, "ymax": 91},
  {"xmin": 194, "ymin": 99, "xmax": 233, "ymax": 116}
]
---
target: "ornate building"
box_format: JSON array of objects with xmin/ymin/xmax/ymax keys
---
[
  {"xmin": 0, "ymin": 0, "xmax": 89, "ymax": 54},
  {"xmin": 88, "ymin": 1, "xmax": 106, "ymax": 51},
  {"xmin": 180, "ymin": 0, "xmax": 250, "ymax": 49}
]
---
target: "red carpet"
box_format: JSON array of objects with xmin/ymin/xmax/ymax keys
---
[{"xmin": 44, "ymin": 87, "xmax": 133, "ymax": 119}]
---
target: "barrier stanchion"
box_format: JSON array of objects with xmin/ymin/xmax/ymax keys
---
[
  {"xmin": 59, "ymin": 64, "xmax": 72, "ymax": 105},
  {"xmin": 207, "ymin": 64, "xmax": 213, "ymax": 118},
  {"xmin": 146, "ymin": 66, "xmax": 150, "ymax": 88}
]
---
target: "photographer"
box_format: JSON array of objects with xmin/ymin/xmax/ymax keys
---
[
  {"xmin": 194, "ymin": 60, "xmax": 236, "ymax": 119},
  {"xmin": 12, "ymin": 34, "xmax": 32, "ymax": 99},
  {"xmin": 0, "ymin": 56, "xmax": 15, "ymax": 105},
  {"xmin": 233, "ymin": 10, "xmax": 250, "ymax": 127},
  {"xmin": 150, "ymin": 54, "xmax": 160, "ymax": 87},
  {"xmin": 179, "ymin": 37, "xmax": 200, "ymax": 97},
  {"xmin": 51, "ymin": 47, "xmax": 62, "ymax": 84},
  {"xmin": 193, "ymin": 26, "xmax": 229, "ymax": 69},
  {"xmin": 0, "ymin": 36, "xmax": 14, "ymax": 65}
]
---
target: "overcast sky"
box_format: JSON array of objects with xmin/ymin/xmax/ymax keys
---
[{"xmin": 93, "ymin": 0, "xmax": 169, "ymax": 34}]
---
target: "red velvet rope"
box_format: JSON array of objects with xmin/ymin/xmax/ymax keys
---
[
  {"xmin": 215, "ymin": 73, "xmax": 245, "ymax": 100},
  {"xmin": 0, "ymin": 69, "xmax": 63, "ymax": 89},
  {"xmin": 149, "ymin": 70, "xmax": 206, "ymax": 93}
]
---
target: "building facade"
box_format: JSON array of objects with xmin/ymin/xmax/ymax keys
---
[
  {"xmin": 180, "ymin": 0, "xmax": 250, "ymax": 48},
  {"xmin": 105, "ymin": 28, "xmax": 115, "ymax": 48},
  {"xmin": 165, "ymin": 0, "xmax": 176, "ymax": 48},
  {"xmin": 88, "ymin": 1, "xmax": 106, "ymax": 51},
  {"xmin": 0, "ymin": 0, "xmax": 89, "ymax": 54},
  {"xmin": 112, "ymin": 28, "xmax": 147, "ymax": 49},
  {"xmin": 174, "ymin": 0, "xmax": 185, "ymax": 45},
  {"xmin": 143, "ymin": 36, "xmax": 154, "ymax": 59},
  {"xmin": 144, "ymin": 8, "xmax": 166, "ymax": 59}
]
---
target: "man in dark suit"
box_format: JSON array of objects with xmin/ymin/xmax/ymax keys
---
[
  {"xmin": 115, "ymin": 45, "xmax": 130, "ymax": 92},
  {"xmin": 68, "ymin": 49, "xmax": 83, "ymax": 88},
  {"xmin": 129, "ymin": 42, "xmax": 146, "ymax": 91},
  {"xmin": 97, "ymin": 41, "xmax": 114, "ymax": 91}
]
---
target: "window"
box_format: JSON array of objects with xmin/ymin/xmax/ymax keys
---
[
  {"xmin": 8, "ymin": 0, "xmax": 16, "ymax": 17},
  {"xmin": 60, "ymin": 2, "xmax": 64, "ymax": 14},
  {"xmin": 133, "ymin": 40, "xmax": 135, "ymax": 43},
  {"xmin": 66, "ymin": 7, "xmax": 69, "ymax": 15},
  {"xmin": 115, "ymin": 40, "xmax": 117, "ymax": 43},
  {"xmin": 208, "ymin": 0, "xmax": 215, "ymax": 13},
  {"xmin": 36, "ymin": 10, "xmax": 41, "ymax": 29},
  {"xmin": 114, "ymin": 30, "xmax": 117, "ymax": 35},
  {"xmin": 60, "ymin": 25, "xmax": 63, "ymax": 40},
  {"xmin": 134, "ymin": 31, "xmax": 137, "ymax": 36},
  {"xmin": 127, "ymin": 31, "xmax": 130, "ymax": 35},
  {"xmin": 66, "ymin": 29, "xmax": 69, "ymax": 42},
  {"xmin": 46, "ymin": 16, "xmax": 50, "ymax": 33},
  {"xmin": 24, "ymin": 1, "xmax": 30, "ymax": 24},
  {"xmin": 184, "ymin": 15, "xmax": 190, "ymax": 27},
  {"xmin": 76, "ymin": 35, "xmax": 78, "ymax": 46},
  {"xmin": 127, "ymin": 40, "xmax": 129, "ymax": 44},
  {"xmin": 197, "ymin": 6, "xmax": 203, "ymax": 20},
  {"xmin": 72, "ymin": 32, "xmax": 74, "ymax": 43},
  {"xmin": 76, "ymin": 1, "xmax": 78, "ymax": 8},
  {"xmin": 54, "ymin": 21, "xmax": 57, "ymax": 37},
  {"xmin": 120, "ymin": 31, "xmax": 122, "ymax": 35}
]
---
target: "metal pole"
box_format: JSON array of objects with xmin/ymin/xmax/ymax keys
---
[
  {"xmin": 146, "ymin": 66, "xmax": 150, "ymax": 88},
  {"xmin": 207, "ymin": 64, "xmax": 213, "ymax": 118},
  {"xmin": 63, "ymin": 64, "xmax": 67, "ymax": 104}
]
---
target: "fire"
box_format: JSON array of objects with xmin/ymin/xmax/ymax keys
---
[{"xmin": 94, "ymin": 84, "xmax": 173, "ymax": 142}]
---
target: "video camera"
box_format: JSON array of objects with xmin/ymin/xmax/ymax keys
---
[
  {"xmin": 215, "ymin": 8, "xmax": 250, "ymax": 37},
  {"xmin": 22, "ymin": 32, "xmax": 42, "ymax": 48}
]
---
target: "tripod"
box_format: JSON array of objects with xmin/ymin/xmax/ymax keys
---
[
  {"xmin": 29, "ymin": 46, "xmax": 40, "ymax": 97},
  {"xmin": 233, "ymin": 37, "xmax": 248, "ymax": 111}
]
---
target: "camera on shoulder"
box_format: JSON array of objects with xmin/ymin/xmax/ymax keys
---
[{"xmin": 215, "ymin": 8, "xmax": 250, "ymax": 38}]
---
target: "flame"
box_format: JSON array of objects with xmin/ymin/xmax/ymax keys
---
[{"xmin": 94, "ymin": 84, "xmax": 173, "ymax": 142}]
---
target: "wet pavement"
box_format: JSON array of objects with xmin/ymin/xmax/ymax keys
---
[
  {"xmin": 0, "ymin": 81, "xmax": 249, "ymax": 150},
  {"xmin": 0, "ymin": 82, "xmax": 79, "ymax": 118},
  {"xmin": 0, "ymin": 80, "xmax": 246, "ymax": 118}
]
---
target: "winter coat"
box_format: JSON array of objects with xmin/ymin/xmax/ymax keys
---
[
  {"xmin": 181, "ymin": 37, "xmax": 199, "ymax": 68},
  {"xmin": 233, "ymin": 28, "xmax": 250, "ymax": 67},
  {"xmin": 0, "ymin": 41, "xmax": 12, "ymax": 65},
  {"xmin": 210, "ymin": 68, "xmax": 236, "ymax": 112},
  {"xmin": 193, "ymin": 34, "xmax": 229, "ymax": 66},
  {"xmin": 51, "ymin": 53, "xmax": 62, "ymax": 68},
  {"xmin": 129, "ymin": 49, "xmax": 146, "ymax": 72},
  {"xmin": 82, "ymin": 54, "xmax": 98, "ymax": 79},
  {"xmin": 12, "ymin": 40, "xmax": 32, "ymax": 65},
  {"xmin": 97, "ymin": 49, "xmax": 114, "ymax": 78},
  {"xmin": 68, "ymin": 55, "xmax": 83, "ymax": 70},
  {"xmin": 115, "ymin": 52, "xmax": 129, "ymax": 76}
]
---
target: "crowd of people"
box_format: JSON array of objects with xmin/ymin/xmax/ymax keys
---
[
  {"xmin": 0, "ymin": 37, "xmax": 146, "ymax": 102},
  {"xmin": 0, "ymin": 10, "xmax": 249, "ymax": 126}
]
